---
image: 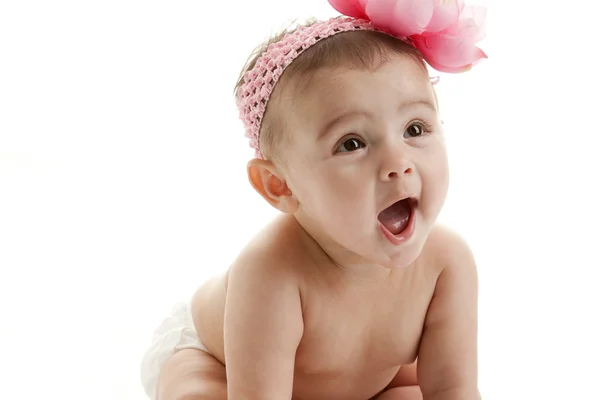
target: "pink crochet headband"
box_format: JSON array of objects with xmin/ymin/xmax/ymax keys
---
[{"xmin": 236, "ymin": 0, "xmax": 487, "ymax": 159}]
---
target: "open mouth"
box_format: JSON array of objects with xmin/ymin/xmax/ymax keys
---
[{"xmin": 377, "ymin": 197, "xmax": 417, "ymax": 237}]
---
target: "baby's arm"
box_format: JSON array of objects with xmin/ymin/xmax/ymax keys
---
[
  {"xmin": 224, "ymin": 255, "xmax": 304, "ymax": 400},
  {"xmin": 417, "ymin": 230, "xmax": 480, "ymax": 400}
]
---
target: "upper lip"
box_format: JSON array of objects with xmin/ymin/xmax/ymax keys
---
[{"xmin": 378, "ymin": 195, "xmax": 418, "ymax": 215}]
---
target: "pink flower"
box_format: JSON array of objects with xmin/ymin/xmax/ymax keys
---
[{"xmin": 327, "ymin": 0, "xmax": 487, "ymax": 73}]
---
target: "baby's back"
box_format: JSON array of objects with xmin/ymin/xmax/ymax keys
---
[{"xmin": 191, "ymin": 215, "xmax": 444, "ymax": 400}]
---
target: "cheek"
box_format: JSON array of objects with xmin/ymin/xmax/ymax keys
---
[
  {"xmin": 433, "ymin": 153, "xmax": 449, "ymax": 186},
  {"xmin": 418, "ymin": 142, "xmax": 448, "ymax": 185},
  {"xmin": 424, "ymin": 139, "xmax": 448, "ymax": 176},
  {"xmin": 424, "ymin": 150, "xmax": 450, "ymax": 205},
  {"xmin": 293, "ymin": 167, "xmax": 368, "ymax": 214},
  {"xmin": 288, "ymin": 167, "xmax": 328, "ymax": 205}
]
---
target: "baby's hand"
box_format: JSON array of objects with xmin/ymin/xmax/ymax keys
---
[
  {"xmin": 424, "ymin": 387, "xmax": 481, "ymax": 400},
  {"xmin": 376, "ymin": 385, "xmax": 480, "ymax": 400},
  {"xmin": 375, "ymin": 386, "xmax": 421, "ymax": 399}
]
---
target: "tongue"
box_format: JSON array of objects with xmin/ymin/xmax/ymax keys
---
[{"xmin": 378, "ymin": 200, "xmax": 411, "ymax": 235}]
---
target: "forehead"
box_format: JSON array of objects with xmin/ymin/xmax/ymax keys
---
[{"xmin": 284, "ymin": 54, "xmax": 435, "ymax": 124}]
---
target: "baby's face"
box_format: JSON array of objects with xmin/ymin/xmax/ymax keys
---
[{"xmin": 279, "ymin": 54, "xmax": 449, "ymax": 268}]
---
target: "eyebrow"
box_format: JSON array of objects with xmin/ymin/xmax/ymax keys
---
[
  {"xmin": 402, "ymin": 99, "xmax": 437, "ymax": 113},
  {"xmin": 318, "ymin": 110, "xmax": 372, "ymax": 140},
  {"xmin": 318, "ymin": 99, "xmax": 437, "ymax": 140}
]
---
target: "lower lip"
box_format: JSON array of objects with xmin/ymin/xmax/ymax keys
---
[{"xmin": 378, "ymin": 207, "xmax": 416, "ymax": 245}]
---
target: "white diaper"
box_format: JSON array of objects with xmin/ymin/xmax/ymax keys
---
[{"xmin": 140, "ymin": 301, "xmax": 209, "ymax": 400}]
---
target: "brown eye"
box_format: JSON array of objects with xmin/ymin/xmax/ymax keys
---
[
  {"xmin": 337, "ymin": 138, "xmax": 365, "ymax": 153},
  {"xmin": 404, "ymin": 123, "xmax": 425, "ymax": 138}
]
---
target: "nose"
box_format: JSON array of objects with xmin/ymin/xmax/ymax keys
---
[{"xmin": 379, "ymin": 143, "xmax": 414, "ymax": 181}]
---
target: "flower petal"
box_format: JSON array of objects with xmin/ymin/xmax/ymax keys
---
[
  {"xmin": 365, "ymin": 0, "xmax": 436, "ymax": 37},
  {"xmin": 425, "ymin": 48, "xmax": 486, "ymax": 73},
  {"xmin": 327, "ymin": 0, "xmax": 368, "ymax": 19},
  {"xmin": 426, "ymin": 0, "xmax": 463, "ymax": 33},
  {"xmin": 444, "ymin": 5, "xmax": 487, "ymax": 42},
  {"xmin": 413, "ymin": 33, "xmax": 487, "ymax": 72}
]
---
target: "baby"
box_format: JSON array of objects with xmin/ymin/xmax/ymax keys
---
[{"xmin": 141, "ymin": 1, "xmax": 487, "ymax": 399}]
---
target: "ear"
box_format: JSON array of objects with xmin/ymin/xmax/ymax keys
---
[{"xmin": 247, "ymin": 158, "xmax": 299, "ymax": 213}]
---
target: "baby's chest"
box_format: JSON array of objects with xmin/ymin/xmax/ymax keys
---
[{"xmin": 295, "ymin": 294, "xmax": 427, "ymax": 376}]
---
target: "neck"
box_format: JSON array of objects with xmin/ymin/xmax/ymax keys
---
[{"xmin": 290, "ymin": 214, "xmax": 407, "ymax": 282}]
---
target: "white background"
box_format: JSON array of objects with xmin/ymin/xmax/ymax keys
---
[{"xmin": 1, "ymin": 0, "xmax": 599, "ymax": 399}]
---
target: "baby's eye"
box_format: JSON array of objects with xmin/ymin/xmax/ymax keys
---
[
  {"xmin": 404, "ymin": 122, "xmax": 429, "ymax": 138},
  {"xmin": 337, "ymin": 138, "xmax": 365, "ymax": 153}
]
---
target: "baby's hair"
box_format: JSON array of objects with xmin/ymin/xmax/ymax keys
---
[{"xmin": 234, "ymin": 18, "xmax": 428, "ymax": 162}]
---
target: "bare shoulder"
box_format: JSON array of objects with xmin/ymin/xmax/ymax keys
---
[
  {"xmin": 224, "ymin": 214, "xmax": 308, "ymax": 321},
  {"xmin": 191, "ymin": 214, "xmax": 306, "ymax": 362},
  {"xmin": 230, "ymin": 214, "xmax": 309, "ymax": 280},
  {"xmin": 412, "ymin": 223, "xmax": 478, "ymax": 327},
  {"xmin": 194, "ymin": 214, "xmax": 307, "ymax": 312},
  {"xmin": 422, "ymin": 223, "xmax": 477, "ymax": 274}
]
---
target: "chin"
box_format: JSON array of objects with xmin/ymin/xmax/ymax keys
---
[{"xmin": 384, "ymin": 234, "xmax": 428, "ymax": 269}]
